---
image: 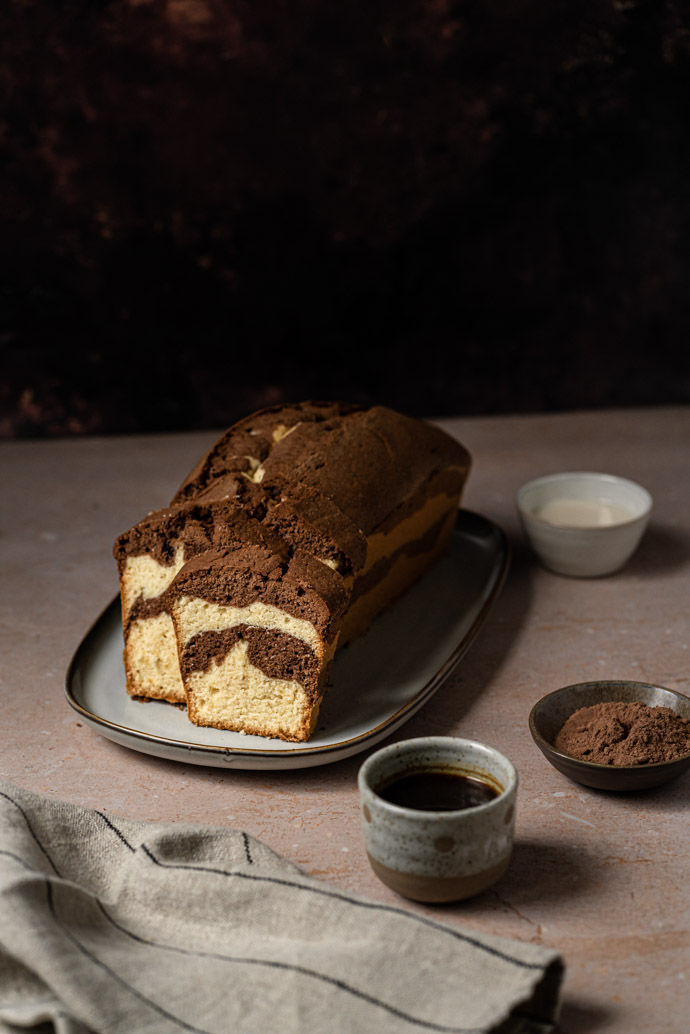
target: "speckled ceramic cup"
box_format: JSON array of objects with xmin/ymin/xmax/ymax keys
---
[{"xmin": 358, "ymin": 737, "xmax": 518, "ymax": 903}]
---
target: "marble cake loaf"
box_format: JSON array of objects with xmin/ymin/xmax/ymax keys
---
[{"xmin": 113, "ymin": 402, "xmax": 471, "ymax": 741}]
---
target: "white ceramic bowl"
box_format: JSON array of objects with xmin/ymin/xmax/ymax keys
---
[{"xmin": 516, "ymin": 472, "xmax": 652, "ymax": 577}]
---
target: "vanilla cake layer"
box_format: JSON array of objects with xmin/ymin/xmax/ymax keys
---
[
  {"xmin": 119, "ymin": 548, "xmax": 188, "ymax": 701},
  {"xmin": 120, "ymin": 546, "xmax": 187, "ymax": 616},
  {"xmin": 174, "ymin": 597, "xmax": 325, "ymax": 657},
  {"xmin": 125, "ymin": 613, "xmax": 186, "ymax": 703}
]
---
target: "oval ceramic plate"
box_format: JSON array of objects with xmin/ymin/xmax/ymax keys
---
[{"xmin": 65, "ymin": 510, "xmax": 509, "ymax": 770}]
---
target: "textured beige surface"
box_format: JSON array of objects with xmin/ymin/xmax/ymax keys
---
[{"xmin": 1, "ymin": 407, "xmax": 688, "ymax": 1033}]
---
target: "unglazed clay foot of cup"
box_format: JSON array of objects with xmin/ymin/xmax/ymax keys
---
[{"xmin": 358, "ymin": 737, "xmax": 518, "ymax": 903}]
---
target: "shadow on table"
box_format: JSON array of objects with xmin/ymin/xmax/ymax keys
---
[
  {"xmin": 423, "ymin": 838, "xmax": 599, "ymax": 915},
  {"xmin": 601, "ymin": 767, "xmax": 690, "ymax": 811},
  {"xmin": 627, "ymin": 521, "xmax": 690, "ymax": 576},
  {"xmin": 555, "ymin": 996, "xmax": 614, "ymax": 1034},
  {"xmin": 411, "ymin": 532, "xmax": 536, "ymax": 730},
  {"xmin": 438, "ymin": 518, "xmax": 690, "ymax": 730},
  {"xmin": 487, "ymin": 837, "xmax": 602, "ymax": 908}
]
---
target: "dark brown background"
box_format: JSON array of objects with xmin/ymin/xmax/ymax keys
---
[{"xmin": 2, "ymin": 0, "xmax": 689, "ymax": 438}]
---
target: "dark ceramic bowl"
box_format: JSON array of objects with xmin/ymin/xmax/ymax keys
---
[{"xmin": 529, "ymin": 680, "xmax": 690, "ymax": 791}]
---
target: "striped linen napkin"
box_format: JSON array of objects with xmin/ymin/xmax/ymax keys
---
[{"xmin": 0, "ymin": 782, "xmax": 563, "ymax": 1034}]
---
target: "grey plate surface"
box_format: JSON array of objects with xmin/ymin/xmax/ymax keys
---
[{"xmin": 65, "ymin": 510, "xmax": 509, "ymax": 770}]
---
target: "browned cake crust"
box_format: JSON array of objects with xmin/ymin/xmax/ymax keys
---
[
  {"xmin": 172, "ymin": 401, "xmax": 362, "ymax": 505},
  {"xmin": 114, "ymin": 498, "xmax": 282, "ymax": 585},
  {"xmin": 262, "ymin": 487, "xmax": 367, "ymax": 576},
  {"xmin": 173, "ymin": 402, "xmax": 469, "ymax": 534},
  {"xmin": 252, "ymin": 405, "xmax": 469, "ymax": 534}
]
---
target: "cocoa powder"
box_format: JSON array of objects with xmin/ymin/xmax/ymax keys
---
[{"xmin": 554, "ymin": 701, "xmax": 690, "ymax": 766}]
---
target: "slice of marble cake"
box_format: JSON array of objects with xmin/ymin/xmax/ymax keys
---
[
  {"xmin": 114, "ymin": 480, "xmax": 365, "ymax": 708},
  {"xmin": 113, "ymin": 499, "xmax": 284, "ymax": 703},
  {"xmin": 170, "ymin": 545, "xmax": 348, "ymax": 741}
]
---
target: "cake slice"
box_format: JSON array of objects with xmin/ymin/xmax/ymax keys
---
[
  {"xmin": 114, "ymin": 477, "xmax": 366, "ymax": 707},
  {"xmin": 113, "ymin": 499, "xmax": 285, "ymax": 703},
  {"xmin": 170, "ymin": 545, "xmax": 349, "ymax": 741}
]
